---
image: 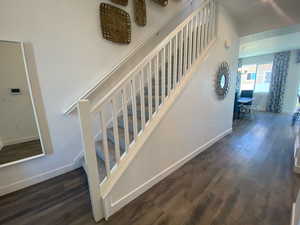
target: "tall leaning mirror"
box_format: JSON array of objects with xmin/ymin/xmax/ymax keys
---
[{"xmin": 0, "ymin": 40, "xmax": 48, "ymax": 167}]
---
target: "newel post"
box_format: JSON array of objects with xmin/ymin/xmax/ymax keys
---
[{"xmin": 77, "ymin": 100, "xmax": 104, "ymax": 222}]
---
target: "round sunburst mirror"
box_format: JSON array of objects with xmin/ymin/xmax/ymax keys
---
[{"xmin": 215, "ymin": 62, "xmax": 230, "ymax": 100}]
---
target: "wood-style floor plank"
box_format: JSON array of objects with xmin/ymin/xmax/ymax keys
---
[{"xmin": 0, "ymin": 112, "xmax": 299, "ymax": 225}]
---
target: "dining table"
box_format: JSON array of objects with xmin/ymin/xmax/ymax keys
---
[{"xmin": 238, "ymin": 97, "xmax": 254, "ymax": 104}]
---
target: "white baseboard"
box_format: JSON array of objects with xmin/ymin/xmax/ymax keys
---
[
  {"xmin": 2, "ymin": 136, "xmax": 39, "ymax": 146},
  {"xmin": 0, "ymin": 152, "xmax": 83, "ymax": 197},
  {"xmin": 105, "ymin": 128, "xmax": 232, "ymax": 218},
  {"xmin": 291, "ymin": 203, "xmax": 296, "ymax": 225}
]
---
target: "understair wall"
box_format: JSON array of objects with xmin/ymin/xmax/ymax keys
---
[{"xmin": 105, "ymin": 5, "xmax": 239, "ymax": 214}]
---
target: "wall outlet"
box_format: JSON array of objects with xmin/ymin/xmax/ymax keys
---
[{"xmin": 10, "ymin": 88, "xmax": 21, "ymax": 95}]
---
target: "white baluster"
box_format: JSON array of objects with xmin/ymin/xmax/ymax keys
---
[
  {"xmin": 111, "ymin": 97, "xmax": 121, "ymax": 163},
  {"xmin": 183, "ymin": 25, "xmax": 188, "ymax": 76},
  {"xmin": 208, "ymin": 2, "xmax": 213, "ymax": 42},
  {"xmin": 202, "ymin": 7, "xmax": 207, "ymax": 51},
  {"xmin": 212, "ymin": 0, "xmax": 216, "ymax": 39},
  {"xmin": 205, "ymin": 6, "xmax": 209, "ymax": 48},
  {"xmin": 121, "ymin": 88, "xmax": 130, "ymax": 152},
  {"xmin": 155, "ymin": 55, "xmax": 159, "ymax": 111},
  {"xmin": 99, "ymin": 110, "xmax": 111, "ymax": 177},
  {"xmin": 167, "ymin": 41, "xmax": 172, "ymax": 95},
  {"xmin": 173, "ymin": 36, "xmax": 178, "ymax": 88},
  {"xmin": 140, "ymin": 70, "xmax": 146, "ymax": 129},
  {"xmin": 130, "ymin": 78, "xmax": 138, "ymax": 139},
  {"xmin": 199, "ymin": 10, "xmax": 204, "ymax": 55},
  {"xmin": 196, "ymin": 12, "xmax": 201, "ymax": 58},
  {"xmin": 206, "ymin": 3, "xmax": 210, "ymax": 43},
  {"xmin": 193, "ymin": 16, "xmax": 198, "ymax": 62},
  {"xmin": 188, "ymin": 20, "xmax": 193, "ymax": 69},
  {"xmin": 148, "ymin": 63, "xmax": 153, "ymax": 119},
  {"xmin": 178, "ymin": 30, "xmax": 183, "ymax": 82},
  {"xmin": 161, "ymin": 47, "xmax": 166, "ymax": 102}
]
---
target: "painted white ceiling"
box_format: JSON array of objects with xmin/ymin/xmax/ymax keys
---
[{"xmin": 217, "ymin": 0, "xmax": 300, "ymax": 36}]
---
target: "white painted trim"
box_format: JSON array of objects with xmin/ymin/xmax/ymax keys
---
[
  {"xmin": 21, "ymin": 42, "xmax": 52, "ymax": 156},
  {"xmin": 291, "ymin": 203, "xmax": 296, "ymax": 225},
  {"xmin": 0, "ymin": 41, "xmax": 53, "ymax": 168},
  {"xmin": 105, "ymin": 128, "xmax": 232, "ymax": 218},
  {"xmin": 2, "ymin": 136, "xmax": 39, "ymax": 146},
  {"xmin": 0, "ymin": 153, "xmax": 45, "ymax": 169},
  {"xmin": 0, "ymin": 152, "xmax": 83, "ymax": 196},
  {"xmin": 0, "ymin": 41, "xmax": 53, "ymax": 169}
]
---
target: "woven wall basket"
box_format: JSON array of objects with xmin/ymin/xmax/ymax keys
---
[
  {"xmin": 152, "ymin": 0, "xmax": 168, "ymax": 7},
  {"xmin": 134, "ymin": 0, "xmax": 147, "ymax": 26},
  {"xmin": 111, "ymin": 0, "xmax": 128, "ymax": 6},
  {"xmin": 100, "ymin": 3, "xmax": 131, "ymax": 44}
]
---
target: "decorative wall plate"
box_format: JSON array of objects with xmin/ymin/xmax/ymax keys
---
[
  {"xmin": 215, "ymin": 62, "xmax": 230, "ymax": 99},
  {"xmin": 100, "ymin": 3, "xmax": 131, "ymax": 44},
  {"xmin": 134, "ymin": 0, "xmax": 147, "ymax": 26},
  {"xmin": 151, "ymin": 0, "xmax": 168, "ymax": 7},
  {"xmin": 111, "ymin": 0, "xmax": 128, "ymax": 6}
]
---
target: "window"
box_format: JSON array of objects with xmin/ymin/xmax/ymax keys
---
[
  {"xmin": 247, "ymin": 73, "xmax": 256, "ymax": 80},
  {"xmin": 255, "ymin": 63, "xmax": 273, "ymax": 93},
  {"xmin": 240, "ymin": 64, "xmax": 256, "ymax": 90},
  {"xmin": 240, "ymin": 63, "xmax": 273, "ymax": 92}
]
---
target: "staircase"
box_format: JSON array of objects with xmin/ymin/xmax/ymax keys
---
[
  {"xmin": 86, "ymin": 65, "xmax": 180, "ymax": 180},
  {"xmin": 77, "ymin": 0, "xmax": 217, "ymax": 221}
]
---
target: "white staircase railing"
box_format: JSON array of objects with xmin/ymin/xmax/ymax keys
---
[{"xmin": 77, "ymin": 0, "xmax": 217, "ymax": 221}]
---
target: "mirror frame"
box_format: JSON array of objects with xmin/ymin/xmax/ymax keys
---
[
  {"xmin": 215, "ymin": 61, "xmax": 230, "ymax": 100},
  {"xmin": 0, "ymin": 40, "xmax": 52, "ymax": 168}
]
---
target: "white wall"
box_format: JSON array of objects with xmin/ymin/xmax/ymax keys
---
[
  {"xmin": 105, "ymin": 5, "xmax": 239, "ymax": 213},
  {"xmin": 240, "ymin": 51, "xmax": 300, "ymax": 114},
  {"xmin": 0, "ymin": 0, "xmax": 199, "ymax": 195},
  {"xmin": 0, "ymin": 41, "xmax": 39, "ymax": 146}
]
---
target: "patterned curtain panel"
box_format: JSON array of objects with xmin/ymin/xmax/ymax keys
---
[{"xmin": 266, "ymin": 51, "xmax": 291, "ymax": 113}]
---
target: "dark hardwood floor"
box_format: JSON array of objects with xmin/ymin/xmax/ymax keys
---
[
  {"xmin": 0, "ymin": 112, "xmax": 299, "ymax": 225},
  {"xmin": 0, "ymin": 140, "xmax": 43, "ymax": 165}
]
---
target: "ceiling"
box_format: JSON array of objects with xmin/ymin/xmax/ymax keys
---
[{"xmin": 218, "ymin": 0, "xmax": 300, "ymax": 36}]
